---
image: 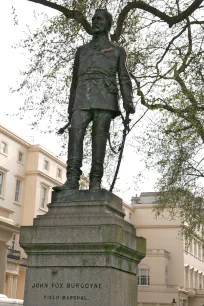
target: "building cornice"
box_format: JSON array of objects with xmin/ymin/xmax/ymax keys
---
[
  {"xmin": 138, "ymin": 285, "xmax": 181, "ymax": 294},
  {"xmin": 15, "ymin": 174, "xmax": 25, "ymax": 181},
  {"xmin": 26, "ymin": 170, "xmax": 64, "ymax": 185},
  {"xmin": 132, "ymin": 204, "xmax": 154, "ymax": 209},
  {"xmin": 135, "ymin": 225, "xmax": 182, "ymax": 229},
  {"xmin": 28, "ymin": 146, "xmax": 66, "ymax": 167},
  {"xmin": 122, "ymin": 201, "xmax": 134, "ymax": 211},
  {"xmin": 0, "ymin": 124, "xmax": 31, "ymax": 148},
  {"xmin": 0, "ymin": 166, "xmax": 9, "ymax": 173},
  {"xmin": 145, "ymin": 249, "xmax": 170, "ymax": 259},
  {"xmin": 0, "ymin": 220, "xmax": 20, "ymax": 233},
  {"xmin": 0, "ymin": 124, "xmax": 66, "ymax": 167},
  {"xmin": 0, "ymin": 206, "xmax": 14, "ymax": 215}
]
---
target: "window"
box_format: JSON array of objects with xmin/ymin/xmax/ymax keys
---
[
  {"xmin": 40, "ymin": 186, "xmax": 47, "ymax": 209},
  {"xmin": 185, "ymin": 267, "xmax": 189, "ymax": 289},
  {"xmin": 1, "ymin": 141, "xmax": 8, "ymax": 154},
  {"xmin": 138, "ymin": 269, "xmax": 150, "ymax": 286},
  {"xmin": 194, "ymin": 270, "xmax": 198, "ymax": 288},
  {"xmin": 18, "ymin": 151, "xmax": 23, "ymax": 163},
  {"xmin": 165, "ymin": 266, "xmax": 168, "ymax": 285},
  {"xmin": 15, "ymin": 180, "xmax": 21, "ymax": 203},
  {"xmin": 199, "ymin": 273, "xmax": 202, "ymax": 289},
  {"xmin": 202, "ymin": 245, "xmax": 204, "ymax": 261},
  {"xmin": 198, "ymin": 243, "xmax": 202, "ymax": 259},
  {"xmin": 190, "ymin": 239, "xmax": 193, "ymax": 254},
  {"xmin": 129, "ymin": 212, "xmax": 132, "ymax": 220},
  {"xmin": 190, "ymin": 269, "xmax": 193, "ymax": 288},
  {"xmin": 194, "ymin": 240, "xmax": 198, "ymax": 257},
  {"xmin": 57, "ymin": 167, "xmax": 62, "ymax": 179},
  {"xmin": 0, "ymin": 172, "xmax": 4, "ymax": 196},
  {"xmin": 203, "ymin": 275, "xmax": 204, "ymax": 289},
  {"xmin": 44, "ymin": 159, "xmax": 49, "ymax": 171}
]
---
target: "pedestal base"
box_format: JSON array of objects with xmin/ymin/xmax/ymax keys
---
[{"xmin": 20, "ymin": 189, "xmax": 146, "ymax": 306}]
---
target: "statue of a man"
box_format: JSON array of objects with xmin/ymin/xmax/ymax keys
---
[{"xmin": 62, "ymin": 9, "xmax": 134, "ymax": 190}]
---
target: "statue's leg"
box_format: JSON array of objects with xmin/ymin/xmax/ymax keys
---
[
  {"xmin": 89, "ymin": 110, "xmax": 113, "ymax": 190},
  {"xmin": 64, "ymin": 110, "xmax": 91, "ymax": 190}
]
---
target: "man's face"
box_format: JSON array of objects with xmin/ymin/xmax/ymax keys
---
[{"xmin": 92, "ymin": 11, "xmax": 109, "ymax": 34}]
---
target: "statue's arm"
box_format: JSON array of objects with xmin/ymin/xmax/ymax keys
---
[
  {"xmin": 118, "ymin": 47, "xmax": 135, "ymax": 114},
  {"xmin": 68, "ymin": 47, "xmax": 81, "ymax": 117}
]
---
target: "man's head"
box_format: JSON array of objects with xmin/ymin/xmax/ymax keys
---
[{"xmin": 92, "ymin": 9, "xmax": 113, "ymax": 34}]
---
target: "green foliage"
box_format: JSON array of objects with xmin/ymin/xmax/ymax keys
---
[{"xmin": 12, "ymin": 5, "xmax": 18, "ymax": 25}]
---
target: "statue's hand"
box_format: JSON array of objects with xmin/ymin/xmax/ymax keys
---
[
  {"xmin": 124, "ymin": 101, "xmax": 135, "ymax": 114},
  {"xmin": 57, "ymin": 128, "xmax": 65, "ymax": 135}
]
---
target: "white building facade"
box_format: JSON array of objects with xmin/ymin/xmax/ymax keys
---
[
  {"xmin": 0, "ymin": 124, "xmax": 66, "ymax": 299},
  {"xmin": 123, "ymin": 192, "xmax": 204, "ymax": 306}
]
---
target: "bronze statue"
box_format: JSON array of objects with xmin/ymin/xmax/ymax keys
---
[{"xmin": 58, "ymin": 9, "xmax": 134, "ymax": 190}]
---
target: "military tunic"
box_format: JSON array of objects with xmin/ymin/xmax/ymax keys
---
[{"xmin": 68, "ymin": 36, "xmax": 133, "ymax": 118}]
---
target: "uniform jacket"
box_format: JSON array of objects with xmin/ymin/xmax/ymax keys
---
[{"xmin": 68, "ymin": 35, "xmax": 133, "ymax": 118}]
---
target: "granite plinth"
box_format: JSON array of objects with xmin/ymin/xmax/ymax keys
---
[
  {"xmin": 20, "ymin": 189, "xmax": 146, "ymax": 306},
  {"xmin": 51, "ymin": 189, "xmax": 123, "ymax": 208}
]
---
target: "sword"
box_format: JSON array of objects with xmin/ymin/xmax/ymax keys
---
[
  {"xmin": 57, "ymin": 119, "xmax": 71, "ymax": 135},
  {"xmin": 109, "ymin": 112, "xmax": 130, "ymax": 192}
]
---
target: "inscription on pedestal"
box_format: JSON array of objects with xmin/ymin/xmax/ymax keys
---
[
  {"xmin": 32, "ymin": 282, "xmax": 102, "ymax": 289},
  {"xmin": 24, "ymin": 269, "xmax": 109, "ymax": 306},
  {"xmin": 31, "ymin": 282, "xmax": 102, "ymax": 301}
]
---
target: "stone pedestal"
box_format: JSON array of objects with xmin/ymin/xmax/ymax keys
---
[{"xmin": 20, "ymin": 189, "xmax": 146, "ymax": 306}]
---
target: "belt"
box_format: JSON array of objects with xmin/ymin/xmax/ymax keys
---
[
  {"xmin": 78, "ymin": 74, "xmax": 104, "ymax": 81},
  {"xmin": 78, "ymin": 74, "xmax": 116, "ymax": 81}
]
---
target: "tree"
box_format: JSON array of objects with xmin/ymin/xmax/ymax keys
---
[{"xmin": 13, "ymin": 0, "xmax": 204, "ymax": 237}]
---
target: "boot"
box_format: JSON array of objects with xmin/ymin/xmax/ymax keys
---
[
  {"xmin": 54, "ymin": 128, "xmax": 85, "ymax": 191},
  {"xmin": 89, "ymin": 131, "xmax": 109, "ymax": 190},
  {"xmin": 63, "ymin": 158, "xmax": 82, "ymax": 189}
]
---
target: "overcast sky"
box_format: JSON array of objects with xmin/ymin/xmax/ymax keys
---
[{"xmin": 0, "ymin": 0, "xmax": 157, "ymax": 202}]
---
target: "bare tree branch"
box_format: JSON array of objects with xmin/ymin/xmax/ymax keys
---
[
  {"xmin": 27, "ymin": 0, "xmax": 93, "ymax": 34},
  {"xmin": 27, "ymin": 0, "xmax": 204, "ymax": 41},
  {"xmin": 129, "ymin": 109, "xmax": 149, "ymax": 132},
  {"xmin": 130, "ymin": 73, "xmax": 180, "ymax": 113},
  {"xmin": 131, "ymin": 70, "xmax": 204, "ymax": 144},
  {"xmin": 173, "ymin": 0, "xmax": 204, "ymax": 24},
  {"xmin": 111, "ymin": 0, "xmax": 204, "ymax": 41},
  {"xmin": 176, "ymin": 0, "xmax": 181, "ymax": 14},
  {"xmin": 156, "ymin": 24, "xmax": 188, "ymax": 69},
  {"xmin": 177, "ymin": 19, "xmax": 192, "ymax": 74}
]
